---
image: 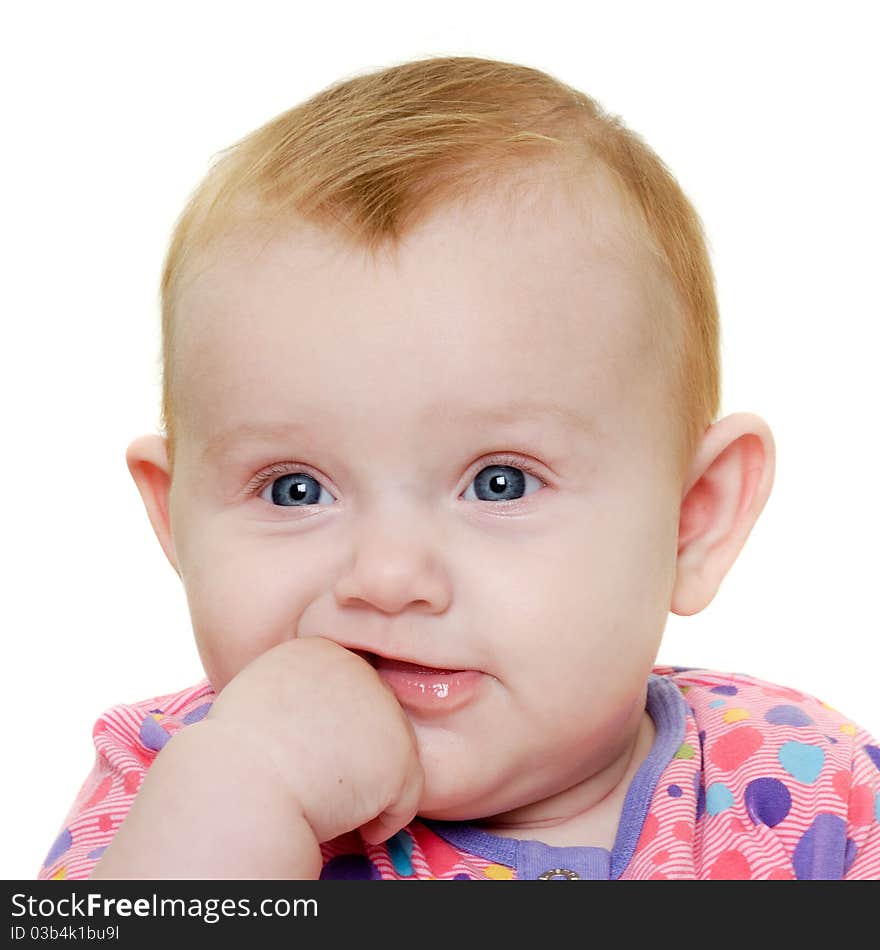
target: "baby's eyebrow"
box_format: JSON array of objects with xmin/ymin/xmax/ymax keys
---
[
  {"xmin": 201, "ymin": 421, "xmax": 314, "ymax": 463},
  {"xmin": 452, "ymin": 402, "xmax": 595, "ymax": 437},
  {"xmin": 200, "ymin": 402, "xmax": 594, "ymax": 462}
]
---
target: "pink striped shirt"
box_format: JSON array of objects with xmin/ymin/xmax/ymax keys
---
[{"xmin": 38, "ymin": 667, "xmax": 880, "ymax": 880}]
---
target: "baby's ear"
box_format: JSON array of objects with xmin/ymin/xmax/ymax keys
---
[
  {"xmin": 671, "ymin": 412, "xmax": 775, "ymax": 616},
  {"xmin": 125, "ymin": 434, "xmax": 179, "ymax": 576}
]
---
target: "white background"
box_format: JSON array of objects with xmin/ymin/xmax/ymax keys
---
[{"xmin": 3, "ymin": 0, "xmax": 878, "ymax": 878}]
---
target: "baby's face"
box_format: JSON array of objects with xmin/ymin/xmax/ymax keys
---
[{"xmin": 165, "ymin": 168, "xmax": 684, "ymax": 822}]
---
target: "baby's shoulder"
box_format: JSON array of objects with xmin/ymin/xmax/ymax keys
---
[
  {"xmin": 90, "ymin": 678, "xmax": 216, "ymax": 764},
  {"xmin": 646, "ymin": 667, "xmax": 880, "ymax": 879},
  {"xmin": 654, "ymin": 665, "xmax": 859, "ymax": 730},
  {"xmin": 651, "ymin": 664, "xmax": 876, "ymax": 771}
]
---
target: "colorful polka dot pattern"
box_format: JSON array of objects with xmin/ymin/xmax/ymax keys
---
[
  {"xmin": 37, "ymin": 669, "xmax": 880, "ymax": 881},
  {"xmin": 621, "ymin": 669, "xmax": 880, "ymax": 879},
  {"xmin": 37, "ymin": 681, "xmax": 215, "ymax": 882}
]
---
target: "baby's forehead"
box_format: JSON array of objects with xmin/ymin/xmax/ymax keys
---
[
  {"xmin": 179, "ymin": 216, "xmax": 657, "ymax": 368},
  {"xmin": 171, "ymin": 166, "xmax": 674, "ymax": 438}
]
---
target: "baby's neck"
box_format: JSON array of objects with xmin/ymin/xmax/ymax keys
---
[{"xmin": 474, "ymin": 709, "xmax": 657, "ymax": 850}]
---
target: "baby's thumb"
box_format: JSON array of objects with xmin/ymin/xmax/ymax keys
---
[
  {"xmin": 359, "ymin": 765, "xmax": 424, "ymax": 845},
  {"xmin": 359, "ymin": 813, "xmax": 406, "ymax": 846}
]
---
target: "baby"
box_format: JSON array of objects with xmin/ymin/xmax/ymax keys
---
[{"xmin": 39, "ymin": 55, "xmax": 879, "ymax": 880}]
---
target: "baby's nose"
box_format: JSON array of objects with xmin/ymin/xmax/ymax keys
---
[{"xmin": 332, "ymin": 516, "xmax": 451, "ymax": 615}]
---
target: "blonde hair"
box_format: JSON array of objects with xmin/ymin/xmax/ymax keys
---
[{"xmin": 159, "ymin": 55, "xmax": 720, "ymax": 481}]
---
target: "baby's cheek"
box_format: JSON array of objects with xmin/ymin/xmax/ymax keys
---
[
  {"xmin": 185, "ymin": 562, "xmax": 295, "ymax": 690},
  {"xmin": 195, "ymin": 637, "xmax": 243, "ymax": 694},
  {"xmin": 193, "ymin": 613, "xmax": 287, "ymax": 694}
]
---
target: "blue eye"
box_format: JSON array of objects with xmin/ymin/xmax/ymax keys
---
[
  {"xmin": 463, "ymin": 464, "xmax": 543, "ymax": 503},
  {"xmin": 260, "ymin": 473, "xmax": 335, "ymax": 507}
]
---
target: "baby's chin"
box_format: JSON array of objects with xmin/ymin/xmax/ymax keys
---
[
  {"xmin": 406, "ymin": 727, "xmax": 516, "ymax": 821},
  {"xmin": 408, "ymin": 729, "xmax": 585, "ymax": 824},
  {"xmin": 413, "ymin": 760, "xmax": 542, "ymax": 824},
  {"xmin": 410, "ymin": 716, "xmax": 649, "ymax": 825}
]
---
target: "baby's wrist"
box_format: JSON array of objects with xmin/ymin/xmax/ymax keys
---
[{"xmin": 90, "ymin": 718, "xmax": 322, "ymax": 879}]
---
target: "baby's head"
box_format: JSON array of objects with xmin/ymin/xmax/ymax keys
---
[{"xmin": 126, "ymin": 56, "xmax": 774, "ymax": 823}]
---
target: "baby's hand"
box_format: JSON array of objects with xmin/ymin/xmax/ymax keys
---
[{"xmin": 206, "ymin": 636, "xmax": 425, "ymax": 845}]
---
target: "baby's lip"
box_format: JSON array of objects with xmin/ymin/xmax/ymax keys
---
[{"xmin": 360, "ymin": 650, "xmax": 487, "ymax": 717}]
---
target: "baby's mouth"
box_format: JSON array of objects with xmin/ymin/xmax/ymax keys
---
[
  {"xmin": 350, "ymin": 648, "xmax": 484, "ymax": 715},
  {"xmin": 352, "ymin": 649, "xmax": 460, "ymax": 675}
]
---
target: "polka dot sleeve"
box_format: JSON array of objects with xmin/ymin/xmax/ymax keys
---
[
  {"xmin": 36, "ymin": 681, "xmax": 215, "ymax": 880},
  {"xmin": 842, "ymin": 729, "xmax": 880, "ymax": 879}
]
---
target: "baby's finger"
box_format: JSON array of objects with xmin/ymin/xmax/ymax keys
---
[{"xmin": 359, "ymin": 762, "xmax": 424, "ymax": 845}]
